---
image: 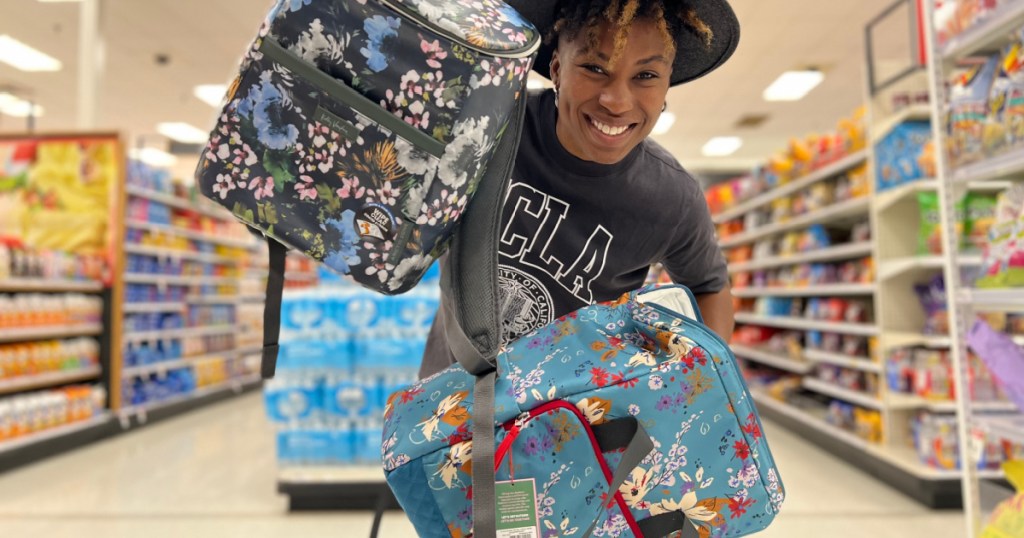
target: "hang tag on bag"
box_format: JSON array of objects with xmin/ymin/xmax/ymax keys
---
[{"xmin": 495, "ymin": 479, "xmax": 539, "ymax": 538}]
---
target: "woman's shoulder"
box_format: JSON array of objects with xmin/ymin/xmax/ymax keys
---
[{"xmin": 636, "ymin": 138, "xmax": 701, "ymax": 192}]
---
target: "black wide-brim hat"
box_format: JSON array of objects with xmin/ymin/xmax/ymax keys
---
[{"xmin": 507, "ymin": 0, "xmax": 740, "ymax": 86}]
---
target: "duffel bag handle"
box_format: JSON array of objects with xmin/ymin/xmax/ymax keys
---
[{"xmin": 589, "ymin": 417, "xmax": 699, "ymax": 538}]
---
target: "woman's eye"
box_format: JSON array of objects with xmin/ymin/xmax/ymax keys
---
[
  {"xmin": 583, "ymin": 64, "xmax": 605, "ymax": 75},
  {"xmin": 636, "ymin": 72, "xmax": 659, "ymax": 80}
]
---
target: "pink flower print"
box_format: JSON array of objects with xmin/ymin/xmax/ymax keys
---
[
  {"xmin": 420, "ymin": 38, "xmax": 448, "ymax": 69},
  {"xmin": 249, "ymin": 176, "xmax": 274, "ymax": 200},
  {"xmin": 404, "ymin": 101, "xmax": 430, "ymax": 129},
  {"xmin": 295, "ymin": 175, "xmax": 318, "ymax": 200},
  {"xmin": 376, "ymin": 181, "xmax": 400, "ymax": 206},
  {"xmin": 401, "ymin": 70, "xmax": 425, "ymax": 99},
  {"xmin": 337, "ymin": 175, "xmax": 366, "ymax": 199},
  {"xmin": 364, "ymin": 243, "xmax": 395, "ymax": 283},
  {"xmin": 417, "ymin": 197, "xmax": 444, "ymax": 226},
  {"xmin": 212, "ymin": 173, "xmax": 236, "ymax": 200}
]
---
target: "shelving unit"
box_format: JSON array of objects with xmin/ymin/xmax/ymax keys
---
[
  {"xmin": 918, "ymin": 2, "xmax": 1024, "ymax": 533},
  {"xmin": 0, "ymin": 366, "xmax": 103, "ymax": 397},
  {"xmin": 732, "ymin": 283, "xmax": 875, "ymax": 298},
  {"xmin": 727, "ymin": 242, "xmax": 873, "ymax": 274},
  {"xmin": 0, "ymin": 279, "xmax": 104, "ymax": 293},
  {"xmin": 115, "ymin": 172, "xmax": 264, "ymax": 421},
  {"xmin": 719, "ymin": 196, "xmax": 870, "ymax": 248},
  {"xmin": 731, "ymin": 344, "xmax": 813, "ymax": 374},
  {"xmin": 733, "ymin": 313, "xmax": 879, "ymax": 336}
]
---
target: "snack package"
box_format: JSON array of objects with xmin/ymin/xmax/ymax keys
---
[
  {"xmin": 965, "ymin": 192, "xmax": 999, "ymax": 251},
  {"xmin": 919, "ymin": 192, "xmax": 943, "ymax": 255},
  {"xmin": 875, "ymin": 121, "xmax": 933, "ymax": 192},
  {"xmin": 984, "ymin": 40, "xmax": 1021, "ymax": 156},
  {"xmin": 915, "ymin": 274, "xmax": 950, "ymax": 335},
  {"xmin": 981, "ymin": 461, "xmax": 1024, "ymax": 538},
  {"xmin": 967, "ymin": 319, "xmax": 1024, "ymax": 413},
  {"xmin": 977, "ymin": 185, "xmax": 1024, "ymax": 288},
  {"xmin": 948, "ymin": 55, "xmax": 1000, "ymax": 167}
]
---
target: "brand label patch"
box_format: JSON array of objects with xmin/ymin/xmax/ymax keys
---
[
  {"xmin": 314, "ymin": 106, "xmax": 360, "ymax": 141},
  {"xmin": 355, "ymin": 204, "xmax": 396, "ymax": 241}
]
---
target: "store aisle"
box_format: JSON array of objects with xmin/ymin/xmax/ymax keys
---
[{"xmin": 0, "ymin": 393, "xmax": 962, "ymax": 538}]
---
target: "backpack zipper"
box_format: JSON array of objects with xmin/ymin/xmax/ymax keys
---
[{"xmin": 379, "ymin": 0, "xmax": 540, "ymax": 59}]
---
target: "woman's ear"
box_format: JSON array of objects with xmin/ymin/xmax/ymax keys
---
[{"xmin": 550, "ymin": 49, "xmax": 561, "ymax": 88}]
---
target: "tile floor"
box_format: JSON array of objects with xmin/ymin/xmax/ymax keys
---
[{"xmin": 0, "ymin": 392, "xmax": 967, "ymax": 538}]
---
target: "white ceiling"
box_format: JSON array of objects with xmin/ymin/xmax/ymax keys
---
[{"xmin": 0, "ymin": 0, "xmax": 912, "ymax": 179}]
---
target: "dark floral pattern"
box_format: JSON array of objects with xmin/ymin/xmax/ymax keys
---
[{"xmin": 197, "ymin": 0, "xmax": 537, "ymax": 293}]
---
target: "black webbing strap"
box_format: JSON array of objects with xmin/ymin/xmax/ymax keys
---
[
  {"xmin": 636, "ymin": 511, "xmax": 701, "ymax": 538},
  {"xmin": 261, "ymin": 237, "xmax": 287, "ymax": 379}
]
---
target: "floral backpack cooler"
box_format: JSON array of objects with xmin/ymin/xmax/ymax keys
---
[
  {"xmin": 382, "ymin": 284, "xmax": 786, "ymax": 538},
  {"xmin": 195, "ymin": 0, "xmax": 539, "ymax": 377}
]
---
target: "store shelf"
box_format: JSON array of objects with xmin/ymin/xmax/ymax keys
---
[
  {"xmin": 0, "ymin": 413, "xmax": 113, "ymax": 456},
  {"xmin": 239, "ymin": 294, "xmax": 266, "ymax": 302},
  {"xmin": 882, "ymin": 331, "xmax": 954, "ymax": 349},
  {"xmin": 713, "ymin": 151, "xmax": 868, "ymax": 224},
  {"xmin": 0, "ymin": 279, "xmax": 104, "ymax": 293},
  {"xmin": 802, "ymin": 377, "xmax": 883, "ymax": 409},
  {"xmin": 732, "ymin": 283, "xmax": 875, "ymax": 298},
  {"xmin": 875, "ymin": 179, "xmax": 937, "ymax": 212},
  {"xmin": 878, "ymin": 255, "xmax": 983, "ymax": 280},
  {"xmin": 120, "ymin": 374, "xmax": 263, "ymax": 418},
  {"xmin": 874, "ymin": 104, "xmax": 932, "ymax": 143},
  {"xmin": 185, "ymin": 295, "xmax": 240, "ymax": 305},
  {"xmin": 123, "ymin": 302, "xmax": 186, "ymax": 314},
  {"xmin": 952, "ymin": 147, "xmax": 1024, "ymax": 185},
  {"xmin": 940, "ymin": 0, "xmax": 1024, "ymax": 62},
  {"xmin": 958, "ymin": 288, "xmax": 1024, "ymax": 310},
  {"xmin": 980, "ymin": 414, "xmax": 1024, "ymax": 446},
  {"xmin": 278, "ymin": 465, "xmax": 385, "ymax": 484},
  {"xmin": 731, "ymin": 344, "xmax": 814, "ymax": 374},
  {"xmin": 734, "ymin": 313, "xmax": 879, "ymax": 336},
  {"xmin": 122, "ymin": 324, "xmax": 238, "ymax": 344},
  {"xmin": 125, "ymin": 219, "xmax": 254, "ymax": 249},
  {"xmin": 123, "ymin": 273, "xmax": 237, "ymax": 286},
  {"xmin": 728, "ymin": 242, "xmax": 873, "ymax": 274},
  {"xmin": 803, "ymin": 349, "xmax": 883, "ymax": 373},
  {"xmin": 0, "ymin": 324, "xmax": 103, "ymax": 344},
  {"xmin": 124, "ymin": 244, "xmax": 242, "ymax": 265},
  {"xmin": 122, "ymin": 350, "xmax": 240, "ymax": 378},
  {"xmin": 752, "ymin": 391, "xmax": 1000, "ymax": 485},
  {"xmin": 126, "ymin": 185, "xmax": 233, "ymax": 221},
  {"xmin": 719, "ymin": 196, "xmax": 870, "ymax": 249},
  {"xmin": 0, "ymin": 366, "xmax": 102, "ymax": 396}
]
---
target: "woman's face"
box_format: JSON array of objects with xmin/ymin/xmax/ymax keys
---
[{"xmin": 550, "ymin": 18, "xmax": 674, "ymax": 165}]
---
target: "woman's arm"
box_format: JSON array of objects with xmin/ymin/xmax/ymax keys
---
[{"xmin": 695, "ymin": 284, "xmax": 735, "ymax": 343}]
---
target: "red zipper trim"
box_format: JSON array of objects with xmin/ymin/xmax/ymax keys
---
[{"xmin": 493, "ymin": 400, "xmax": 644, "ymax": 536}]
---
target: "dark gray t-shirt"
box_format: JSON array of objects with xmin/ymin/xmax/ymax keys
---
[{"xmin": 419, "ymin": 89, "xmax": 727, "ymax": 378}]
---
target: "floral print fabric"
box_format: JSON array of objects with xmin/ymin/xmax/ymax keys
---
[
  {"xmin": 383, "ymin": 284, "xmax": 786, "ymax": 537},
  {"xmin": 197, "ymin": 0, "xmax": 537, "ymax": 293}
]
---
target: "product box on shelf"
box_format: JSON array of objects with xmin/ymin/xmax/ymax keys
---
[{"xmin": 875, "ymin": 121, "xmax": 935, "ymax": 192}]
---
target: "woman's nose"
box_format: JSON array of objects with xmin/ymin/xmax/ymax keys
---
[{"xmin": 598, "ymin": 81, "xmax": 632, "ymax": 115}]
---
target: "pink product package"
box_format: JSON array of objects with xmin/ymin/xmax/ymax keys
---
[{"xmin": 967, "ymin": 319, "xmax": 1024, "ymax": 413}]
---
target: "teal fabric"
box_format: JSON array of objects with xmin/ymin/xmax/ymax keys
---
[{"xmin": 384, "ymin": 284, "xmax": 786, "ymax": 537}]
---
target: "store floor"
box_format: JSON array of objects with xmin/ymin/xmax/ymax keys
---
[{"xmin": 0, "ymin": 393, "xmax": 964, "ymax": 538}]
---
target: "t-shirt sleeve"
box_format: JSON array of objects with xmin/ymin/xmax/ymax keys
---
[{"xmin": 662, "ymin": 187, "xmax": 729, "ymax": 295}]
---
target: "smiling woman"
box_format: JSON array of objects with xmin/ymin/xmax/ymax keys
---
[{"xmin": 421, "ymin": 0, "xmax": 742, "ymax": 379}]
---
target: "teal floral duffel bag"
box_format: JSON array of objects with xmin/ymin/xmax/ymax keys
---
[
  {"xmin": 382, "ymin": 284, "xmax": 787, "ymax": 537},
  {"xmin": 195, "ymin": 0, "xmax": 539, "ymax": 376}
]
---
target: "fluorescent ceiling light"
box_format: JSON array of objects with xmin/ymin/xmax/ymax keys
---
[
  {"xmin": 763, "ymin": 70, "xmax": 824, "ymax": 102},
  {"xmin": 0, "ymin": 35, "xmax": 62, "ymax": 72},
  {"xmin": 194, "ymin": 84, "xmax": 227, "ymax": 107},
  {"xmin": 652, "ymin": 112, "xmax": 676, "ymax": 136},
  {"xmin": 701, "ymin": 136, "xmax": 743, "ymax": 157},
  {"xmin": 157, "ymin": 122, "xmax": 208, "ymax": 144},
  {"xmin": 129, "ymin": 148, "xmax": 178, "ymax": 168},
  {"xmin": 0, "ymin": 93, "xmax": 43, "ymax": 118}
]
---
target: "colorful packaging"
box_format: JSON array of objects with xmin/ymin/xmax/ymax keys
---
[
  {"xmin": 915, "ymin": 274, "xmax": 949, "ymax": 335},
  {"xmin": 966, "ymin": 193, "xmax": 999, "ymax": 251},
  {"xmin": 981, "ymin": 461, "xmax": 1024, "ymax": 538},
  {"xmin": 977, "ymin": 185, "xmax": 1024, "ymax": 288},
  {"xmin": 874, "ymin": 121, "xmax": 933, "ymax": 192},
  {"xmin": 948, "ymin": 55, "xmax": 1000, "ymax": 167},
  {"xmin": 918, "ymin": 192, "xmax": 968, "ymax": 255},
  {"xmin": 967, "ymin": 320, "xmax": 1024, "ymax": 413}
]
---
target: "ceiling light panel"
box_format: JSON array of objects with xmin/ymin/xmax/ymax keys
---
[
  {"xmin": 763, "ymin": 70, "xmax": 824, "ymax": 102},
  {"xmin": 0, "ymin": 35, "xmax": 62, "ymax": 72}
]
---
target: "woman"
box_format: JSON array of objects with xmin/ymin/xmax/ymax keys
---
[{"xmin": 421, "ymin": 0, "xmax": 740, "ymax": 378}]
